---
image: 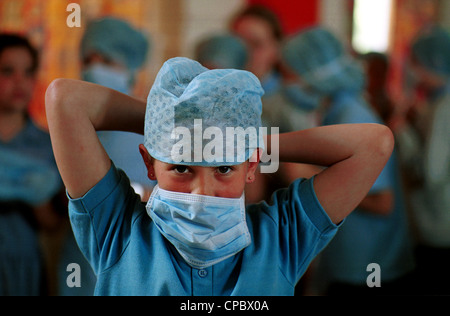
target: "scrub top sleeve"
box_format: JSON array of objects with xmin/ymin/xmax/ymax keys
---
[
  {"xmin": 274, "ymin": 176, "xmax": 340, "ymax": 284},
  {"xmin": 68, "ymin": 163, "xmax": 144, "ymax": 274}
]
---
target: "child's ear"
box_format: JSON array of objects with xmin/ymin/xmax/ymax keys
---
[
  {"xmin": 245, "ymin": 148, "xmax": 262, "ymax": 184},
  {"xmin": 139, "ymin": 144, "xmax": 157, "ymax": 180}
]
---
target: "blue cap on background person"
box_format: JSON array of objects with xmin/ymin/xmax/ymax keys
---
[
  {"xmin": 281, "ymin": 27, "xmax": 365, "ymax": 96},
  {"xmin": 80, "ymin": 16, "xmax": 153, "ymax": 188},
  {"xmin": 411, "ymin": 26, "xmax": 450, "ymax": 79},
  {"xmin": 80, "ymin": 16, "xmax": 150, "ymax": 72},
  {"xmin": 144, "ymin": 57, "xmax": 264, "ymax": 166},
  {"xmin": 195, "ymin": 33, "xmax": 248, "ymax": 70}
]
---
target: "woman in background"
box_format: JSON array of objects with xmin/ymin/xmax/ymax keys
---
[
  {"xmin": 230, "ymin": 5, "xmax": 320, "ymax": 204},
  {"xmin": 282, "ymin": 27, "xmax": 415, "ymax": 295},
  {"xmin": 0, "ymin": 33, "xmax": 62, "ymax": 295},
  {"xmin": 392, "ymin": 25, "xmax": 450, "ymax": 295}
]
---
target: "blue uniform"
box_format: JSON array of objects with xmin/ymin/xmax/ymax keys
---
[
  {"xmin": 68, "ymin": 163, "xmax": 339, "ymax": 295},
  {"xmin": 0, "ymin": 120, "xmax": 61, "ymax": 205},
  {"xmin": 316, "ymin": 92, "xmax": 415, "ymax": 285},
  {"xmin": 0, "ymin": 119, "xmax": 61, "ymax": 295}
]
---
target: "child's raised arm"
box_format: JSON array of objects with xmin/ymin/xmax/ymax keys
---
[
  {"xmin": 45, "ymin": 79, "xmax": 146, "ymax": 199},
  {"xmin": 267, "ymin": 124, "xmax": 394, "ymax": 224}
]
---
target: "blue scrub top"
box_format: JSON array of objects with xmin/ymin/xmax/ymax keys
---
[
  {"xmin": 322, "ymin": 92, "xmax": 391, "ymax": 192},
  {"xmin": 0, "ymin": 119, "xmax": 61, "ymax": 295},
  {"xmin": 0, "ymin": 120, "xmax": 61, "ymax": 205},
  {"xmin": 68, "ymin": 163, "xmax": 339, "ymax": 296},
  {"xmin": 317, "ymin": 92, "xmax": 415, "ymax": 285}
]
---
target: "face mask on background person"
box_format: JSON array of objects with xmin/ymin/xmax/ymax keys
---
[
  {"xmin": 146, "ymin": 185, "xmax": 251, "ymax": 269},
  {"xmin": 82, "ymin": 63, "xmax": 132, "ymax": 95}
]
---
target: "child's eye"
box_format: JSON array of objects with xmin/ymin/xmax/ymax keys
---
[
  {"xmin": 173, "ymin": 165, "xmax": 189, "ymax": 174},
  {"xmin": 0, "ymin": 67, "xmax": 14, "ymax": 77},
  {"xmin": 217, "ymin": 166, "xmax": 232, "ymax": 174}
]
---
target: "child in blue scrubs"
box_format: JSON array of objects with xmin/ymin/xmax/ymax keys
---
[
  {"xmin": 282, "ymin": 27, "xmax": 415, "ymax": 294},
  {"xmin": 0, "ymin": 34, "xmax": 62, "ymax": 295},
  {"xmin": 45, "ymin": 57, "xmax": 394, "ymax": 295}
]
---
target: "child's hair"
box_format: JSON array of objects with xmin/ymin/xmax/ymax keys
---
[
  {"xmin": 0, "ymin": 33, "xmax": 39, "ymax": 74},
  {"xmin": 230, "ymin": 5, "xmax": 284, "ymax": 42},
  {"xmin": 144, "ymin": 57, "xmax": 264, "ymax": 167}
]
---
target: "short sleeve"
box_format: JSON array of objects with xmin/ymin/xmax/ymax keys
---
[
  {"xmin": 257, "ymin": 176, "xmax": 340, "ymax": 285},
  {"xmin": 67, "ymin": 163, "xmax": 144, "ymax": 275}
]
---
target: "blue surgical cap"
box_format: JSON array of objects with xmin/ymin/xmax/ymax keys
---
[
  {"xmin": 282, "ymin": 27, "xmax": 365, "ymax": 95},
  {"xmin": 411, "ymin": 26, "xmax": 450, "ymax": 78},
  {"xmin": 195, "ymin": 33, "xmax": 248, "ymax": 70},
  {"xmin": 81, "ymin": 17, "xmax": 149, "ymax": 71},
  {"xmin": 144, "ymin": 57, "xmax": 265, "ymax": 166}
]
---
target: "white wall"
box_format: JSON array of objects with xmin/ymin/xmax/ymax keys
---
[{"xmin": 319, "ymin": 0, "xmax": 351, "ymax": 43}]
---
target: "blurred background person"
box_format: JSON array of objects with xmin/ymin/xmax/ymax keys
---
[
  {"xmin": 80, "ymin": 16, "xmax": 152, "ymax": 198},
  {"xmin": 230, "ymin": 5, "xmax": 320, "ymax": 205},
  {"xmin": 230, "ymin": 4, "xmax": 317, "ymax": 133},
  {"xmin": 195, "ymin": 33, "xmax": 248, "ymax": 70},
  {"xmin": 230, "ymin": 5, "xmax": 282, "ymax": 85},
  {"xmin": 391, "ymin": 25, "xmax": 450, "ymax": 296},
  {"xmin": 0, "ymin": 33, "xmax": 63, "ymax": 295},
  {"xmin": 57, "ymin": 16, "xmax": 151, "ymax": 296},
  {"xmin": 282, "ymin": 27, "xmax": 416, "ymax": 295},
  {"xmin": 361, "ymin": 52, "xmax": 395, "ymax": 124}
]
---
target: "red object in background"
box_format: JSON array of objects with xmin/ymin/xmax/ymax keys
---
[{"xmin": 247, "ymin": 0, "xmax": 319, "ymax": 35}]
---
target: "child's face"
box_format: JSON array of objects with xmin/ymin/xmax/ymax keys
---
[
  {"xmin": 139, "ymin": 144, "xmax": 258, "ymax": 198},
  {"xmin": 232, "ymin": 16, "xmax": 280, "ymax": 80},
  {"xmin": 0, "ymin": 47, "xmax": 36, "ymax": 113}
]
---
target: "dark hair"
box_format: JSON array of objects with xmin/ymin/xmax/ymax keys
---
[
  {"xmin": 0, "ymin": 33, "xmax": 39, "ymax": 73},
  {"xmin": 230, "ymin": 5, "xmax": 284, "ymax": 42}
]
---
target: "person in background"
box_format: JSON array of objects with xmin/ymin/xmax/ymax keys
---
[
  {"xmin": 0, "ymin": 33, "xmax": 63, "ymax": 295},
  {"xmin": 195, "ymin": 33, "xmax": 248, "ymax": 70},
  {"xmin": 57, "ymin": 16, "xmax": 151, "ymax": 296},
  {"xmin": 80, "ymin": 16, "xmax": 152, "ymax": 198},
  {"xmin": 361, "ymin": 52, "xmax": 395, "ymax": 123},
  {"xmin": 392, "ymin": 25, "xmax": 450, "ymax": 295},
  {"xmin": 230, "ymin": 4, "xmax": 317, "ymax": 133},
  {"xmin": 282, "ymin": 27, "xmax": 416, "ymax": 295},
  {"xmin": 230, "ymin": 5, "xmax": 320, "ymax": 204}
]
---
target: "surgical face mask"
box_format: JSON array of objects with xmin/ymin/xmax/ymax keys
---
[
  {"xmin": 283, "ymin": 83, "xmax": 322, "ymax": 111},
  {"xmin": 82, "ymin": 63, "xmax": 131, "ymax": 94},
  {"xmin": 146, "ymin": 185, "xmax": 251, "ymax": 269}
]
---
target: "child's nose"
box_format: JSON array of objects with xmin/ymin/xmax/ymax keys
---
[{"xmin": 191, "ymin": 174, "xmax": 216, "ymax": 196}]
